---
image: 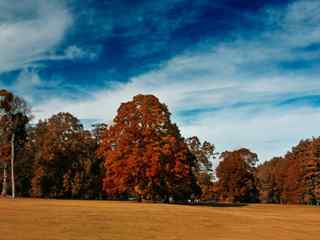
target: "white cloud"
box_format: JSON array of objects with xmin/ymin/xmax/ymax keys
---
[
  {"xmin": 279, "ymin": 0, "xmax": 320, "ymax": 47},
  {"xmin": 45, "ymin": 45, "xmax": 101, "ymax": 62},
  {"xmin": 24, "ymin": 0, "xmax": 320, "ymax": 162},
  {"xmin": 180, "ymin": 105, "xmax": 320, "ymax": 163},
  {"xmin": 63, "ymin": 45, "xmax": 98, "ymax": 60},
  {"xmin": 0, "ymin": 0, "xmax": 72, "ymax": 73},
  {"xmin": 15, "ymin": 67, "xmax": 41, "ymax": 89}
]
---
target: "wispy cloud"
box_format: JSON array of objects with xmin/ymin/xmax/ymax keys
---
[
  {"xmin": 4, "ymin": 0, "xmax": 320, "ymax": 162},
  {"xmin": 0, "ymin": 0, "xmax": 72, "ymax": 73},
  {"xmin": 42, "ymin": 45, "xmax": 102, "ymax": 62}
]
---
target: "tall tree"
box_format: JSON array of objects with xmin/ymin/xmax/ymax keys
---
[
  {"xmin": 14, "ymin": 125, "xmax": 36, "ymax": 196},
  {"xmin": 185, "ymin": 136, "xmax": 217, "ymax": 200},
  {"xmin": 216, "ymin": 148, "xmax": 259, "ymax": 203},
  {"xmin": 98, "ymin": 94, "xmax": 198, "ymax": 201},
  {"xmin": 301, "ymin": 138, "xmax": 320, "ymax": 204},
  {"xmin": 0, "ymin": 118, "xmax": 10, "ymax": 196},
  {"xmin": 0, "ymin": 89, "xmax": 30, "ymax": 198},
  {"xmin": 281, "ymin": 139, "xmax": 320, "ymax": 204}
]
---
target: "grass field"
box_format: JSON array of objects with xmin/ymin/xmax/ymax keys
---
[{"xmin": 0, "ymin": 198, "xmax": 319, "ymax": 240}]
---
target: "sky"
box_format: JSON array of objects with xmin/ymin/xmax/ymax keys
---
[{"xmin": 1, "ymin": 0, "xmax": 320, "ymax": 162}]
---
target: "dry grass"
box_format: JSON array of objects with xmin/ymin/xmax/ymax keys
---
[{"xmin": 0, "ymin": 198, "xmax": 319, "ymax": 240}]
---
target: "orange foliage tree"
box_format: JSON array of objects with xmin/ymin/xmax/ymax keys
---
[
  {"xmin": 258, "ymin": 138, "xmax": 320, "ymax": 204},
  {"xmin": 98, "ymin": 94, "xmax": 198, "ymax": 201},
  {"xmin": 216, "ymin": 148, "xmax": 259, "ymax": 203},
  {"xmin": 256, "ymin": 157, "xmax": 288, "ymax": 203}
]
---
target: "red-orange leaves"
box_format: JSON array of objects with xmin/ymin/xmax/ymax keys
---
[
  {"xmin": 98, "ymin": 94, "xmax": 197, "ymax": 201},
  {"xmin": 257, "ymin": 138, "xmax": 320, "ymax": 204},
  {"xmin": 216, "ymin": 148, "xmax": 259, "ymax": 203}
]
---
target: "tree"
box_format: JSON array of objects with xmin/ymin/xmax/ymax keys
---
[
  {"xmin": 31, "ymin": 112, "xmax": 103, "ymax": 199},
  {"xmin": 281, "ymin": 147, "xmax": 304, "ymax": 204},
  {"xmin": 0, "ymin": 117, "xmax": 10, "ymax": 196},
  {"xmin": 257, "ymin": 138, "xmax": 320, "ymax": 205},
  {"xmin": 216, "ymin": 148, "xmax": 259, "ymax": 203},
  {"xmin": 185, "ymin": 136, "xmax": 217, "ymax": 200},
  {"xmin": 0, "ymin": 89, "xmax": 30, "ymax": 198},
  {"xmin": 281, "ymin": 139, "xmax": 320, "ymax": 204},
  {"xmin": 301, "ymin": 138, "xmax": 320, "ymax": 204},
  {"xmin": 14, "ymin": 125, "xmax": 36, "ymax": 196},
  {"xmin": 257, "ymin": 157, "xmax": 287, "ymax": 203},
  {"xmin": 98, "ymin": 94, "xmax": 198, "ymax": 201}
]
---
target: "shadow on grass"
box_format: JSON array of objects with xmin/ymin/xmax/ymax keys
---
[
  {"xmin": 174, "ymin": 201, "xmax": 248, "ymax": 208},
  {"xmin": 207, "ymin": 202, "xmax": 248, "ymax": 208}
]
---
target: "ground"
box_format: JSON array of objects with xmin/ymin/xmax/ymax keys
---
[{"xmin": 0, "ymin": 198, "xmax": 319, "ymax": 240}]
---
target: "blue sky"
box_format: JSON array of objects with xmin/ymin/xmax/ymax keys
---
[{"xmin": 1, "ymin": 0, "xmax": 320, "ymax": 163}]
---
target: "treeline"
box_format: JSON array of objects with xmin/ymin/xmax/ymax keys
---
[
  {"xmin": 0, "ymin": 90, "xmax": 319, "ymax": 204},
  {"xmin": 257, "ymin": 138, "xmax": 320, "ymax": 204}
]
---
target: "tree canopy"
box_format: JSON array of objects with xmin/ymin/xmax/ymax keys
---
[
  {"xmin": 98, "ymin": 95, "xmax": 199, "ymax": 201},
  {"xmin": 1, "ymin": 90, "xmax": 320, "ymax": 205},
  {"xmin": 216, "ymin": 148, "xmax": 259, "ymax": 203}
]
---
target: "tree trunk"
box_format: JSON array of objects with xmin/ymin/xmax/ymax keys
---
[
  {"xmin": 1, "ymin": 162, "xmax": 7, "ymax": 197},
  {"xmin": 11, "ymin": 133, "xmax": 15, "ymax": 199}
]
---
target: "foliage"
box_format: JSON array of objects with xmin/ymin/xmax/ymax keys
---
[
  {"xmin": 0, "ymin": 89, "xmax": 30, "ymax": 197},
  {"xmin": 256, "ymin": 157, "xmax": 287, "ymax": 203},
  {"xmin": 257, "ymin": 138, "xmax": 320, "ymax": 204},
  {"xmin": 2, "ymin": 90, "xmax": 320, "ymax": 205},
  {"xmin": 216, "ymin": 148, "xmax": 259, "ymax": 203},
  {"xmin": 185, "ymin": 136, "xmax": 217, "ymax": 200},
  {"xmin": 30, "ymin": 113, "xmax": 103, "ymax": 199},
  {"xmin": 98, "ymin": 95, "xmax": 198, "ymax": 201}
]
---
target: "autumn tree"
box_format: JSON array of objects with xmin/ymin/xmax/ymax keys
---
[
  {"xmin": 281, "ymin": 139, "xmax": 320, "ymax": 204},
  {"xmin": 301, "ymin": 138, "xmax": 320, "ymax": 204},
  {"xmin": 216, "ymin": 148, "xmax": 259, "ymax": 203},
  {"xmin": 257, "ymin": 157, "xmax": 288, "ymax": 203},
  {"xmin": 185, "ymin": 136, "xmax": 217, "ymax": 200},
  {"xmin": 98, "ymin": 94, "xmax": 198, "ymax": 202},
  {"xmin": 0, "ymin": 89, "xmax": 30, "ymax": 198},
  {"xmin": 281, "ymin": 148, "xmax": 304, "ymax": 204},
  {"xmin": 256, "ymin": 137, "xmax": 320, "ymax": 205},
  {"xmin": 31, "ymin": 113, "xmax": 103, "ymax": 199}
]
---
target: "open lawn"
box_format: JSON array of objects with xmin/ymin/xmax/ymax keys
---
[{"xmin": 0, "ymin": 198, "xmax": 319, "ymax": 240}]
